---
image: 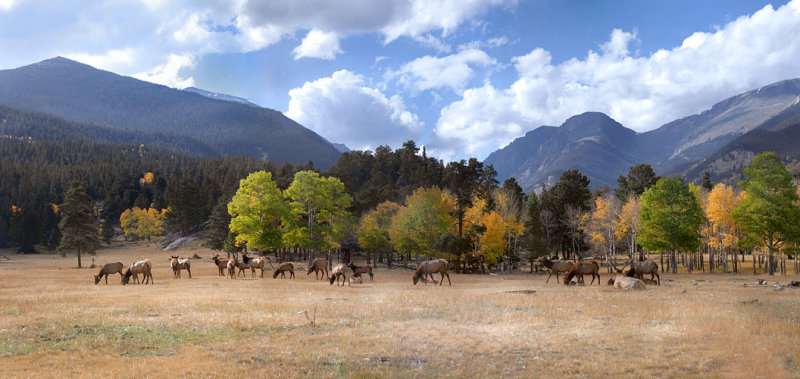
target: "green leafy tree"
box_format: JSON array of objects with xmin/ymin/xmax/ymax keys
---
[
  {"xmin": 615, "ymin": 163, "xmax": 660, "ymax": 201},
  {"xmin": 284, "ymin": 171, "xmax": 352, "ymax": 255},
  {"xmin": 733, "ymin": 152, "xmax": 800, "ymax": 275},
  {"xmin": 639, "ymin": 175, "xmax": 706, "ymax": 273},
  {"xmin": 228, "ymin": 171, "xmax": 290, "ymax": 253},
  {"xmin": 389, "ymin": 187, "xmax": 452, "ymax": 258},
  {"xmin": 358, "ymin": 201, "xmax": 401, "ymax": 260},
  {"xmin": 57, "ymin": 180, "xmax": 98, "ymax": 268},
  {"xmin": 523, "ymin": 190, "xmax": 549, "ymax": 271}
]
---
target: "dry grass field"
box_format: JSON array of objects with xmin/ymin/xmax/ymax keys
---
[{"xmin": 1, "ymin": 243, "xmax": 799, "ymax": 378}]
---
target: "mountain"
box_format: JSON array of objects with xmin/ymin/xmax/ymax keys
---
[
  {"xmin": 0, "ymin": 57, "xmax": 342, "ymax": 169},
  {"xmin": 486, "ymin": 79, "xmax": 800, "ymax": 191},
  {"xmin": 484, "ymin": 112, "xmax": 637, "ymax": 190},
  {"xmin": 182, "ymin": 87, "xmax": 257, "ymax": 107}
]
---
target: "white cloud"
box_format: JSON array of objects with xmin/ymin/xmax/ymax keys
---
[
  {"xmin": 293, "ymin": 29, "xmax": 342, "ymax": 60},
  {"xmin": 285, "ymin": 70, "xmax": 423, "ymax": 151},
  {"xmin": 390, "ymin": 48, "xmax": 496, "ymax": 93},
  {"xmin": 0, "ymin": 0, "xmax": 17, "ymax": 11},
  {"xmin": 132, "ymin": 53, "xmax": 196, "ymax": 88},
  {"xmin": 433, "ymin": 0, "xmax": 800, "ymax": 160},
  {"xmin": 65, "ymin": 48, "xmax": 137, "ymax": 73}
]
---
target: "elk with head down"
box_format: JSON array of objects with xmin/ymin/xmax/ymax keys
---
[
  {"xmin": 122, "ymin": 259, "xmax": 153, "ymax": 285},
  {"xmin": 169, "ymin": 256, "xmax": 191, "ymax": 279},
  {"xmin": 412, "ymin": 259, "xmax": 451, "ymax": 286},
  {"xmin": 538, "ymin": 256, "xmax": 574, "ymax": 284},
  {"xmin": 94, "ymin": 262, "xmax": 124, "ymax": 285},
  {"xmin": 329, "ymin": 263, "xmax": 349, "ymax": 286},
  {"xmin": 563, "ymin": 260, "xmax": 601, "ymax": 285},
  {"xmin": 272, "ymin": 262, "xmax": 295, "ymax": 279},
  {"xmin": 626, "ymin": 259, "xmax": 660, "ymax": 285},
  {"xmin": 306, "ymin": 257, "xmax": 328, "ymax": 280}
]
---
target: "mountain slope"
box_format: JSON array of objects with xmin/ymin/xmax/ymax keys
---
[
  {"xmin": 484, "ymin": 112, "xmax": 636, "ymax": 190},
  {"xmin": 486, "ymin": 79, "xmax": 800, "ymax": 191},
  {"xmin": 0, "ymin": 57, "xmax": 341, "ymax": 169}
]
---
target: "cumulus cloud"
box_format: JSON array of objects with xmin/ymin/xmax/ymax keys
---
[
  {"xmin": 293, "ymin": 29, "xmax": 342, "ymax": 60},
  {"xmin": 0, "ymin": 0, "xmax": 16, "ymax": 11},
  {"xmin": 132, "ymin": 53, "xmax": 196, "ymax": 89},
  {"xmin": 285, "ymin": 70, "xmax": 424, "ymax": 151},
  {"xmin": 433, "ymin": 0, "xmax": 800, "ymax": 160},
  {"xmin": 390, "ymin": 48, "xmax": 496, "ymax": 93}
]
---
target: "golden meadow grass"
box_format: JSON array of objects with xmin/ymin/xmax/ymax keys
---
[{"xmin": 1, "ymin": 243, "xmax": 799, "ymax": 378}]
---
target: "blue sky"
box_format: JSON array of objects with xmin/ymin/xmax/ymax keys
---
[{"xmin": 1, "ymin": 0, "xmax": 799, "ymax": 161}]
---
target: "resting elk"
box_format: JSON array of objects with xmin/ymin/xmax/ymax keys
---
[
  {"xmin": 94, "ymin": 262, "xmax": 124, "ymax": 285},
  {"xmin": 563, "ymin": 260, "xmax": 601, "ymax": 285},
  {"xmin": 412, "ymin": 259, "xmax": 451, "ymax": 286},
  {"xmin": 122, "ymin": 259, "xmax": 153, "ymax": 285},
  {"xmin": 306, "ymin": 257, "xmax": 328, "ymax": 280},
  {"xmin": 348, "ymin": 262, "xmax": 373, "ymax": 283},
  {"xmin": 611, "ymin": 268, "xmax": 646, "ymax": 290},
  {"xmin": 538, "ymin": 256, "xmax": 574, "ymax": 284},
  {"xmin": 169, "ymin": 256, "xmax": 192, "ymax": 279}
]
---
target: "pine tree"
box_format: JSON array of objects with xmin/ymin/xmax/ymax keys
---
[{"xmin": 57, "ymin": 180, "xmax": 98, "ymax": 268}]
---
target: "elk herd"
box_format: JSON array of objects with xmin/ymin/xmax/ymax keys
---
[{"xmin": 93, "ymin": 252, "xmax": 659, "ymax": 291}]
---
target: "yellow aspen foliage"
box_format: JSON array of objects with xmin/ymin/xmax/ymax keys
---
[
  {"xmin": 120, "ymin": 206, "xmax": 166, "ymax": 241},
  {"xmin": 480, "ymin": 211, "xmax": 507, "ymax": 264},
  {"xmin": 587, "ymin": 193, "xmax": 620, "ymax": 255},
  {"xmin": 706, "ymin": 183, "xmax": 740, "ymax": 249},
  {"xmin": 139, "ymin": 172, "xmax": 154, "ymax": 185},
  {"xmin": 50, "ymin": 203, "xmax": 59, "ymax": 213}
]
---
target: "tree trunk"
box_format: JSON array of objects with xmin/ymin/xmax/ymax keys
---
[
  {"xmin": 77, "ymin": 250, "xmax": 82, "ymax": 268},
  {"xmin": 671, "ymin": 250, "xmax": 678, "ymax": 274}
]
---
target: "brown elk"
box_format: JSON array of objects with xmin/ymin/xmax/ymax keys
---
[
  {"xmin": 242, "ymin": 253, "xmax": 267, "ymax": 278},
  {"xmin": 306, "ymin": 257, "xmax": 328, "ymax": 280},
  {"xmin": 230, "ymin": 259, "xmax": 250, "ymax": 278},
  {"xmin": 348, "ymin": 262, "xmax": 373, "ymax": 283},
  {"xmin": 613, "ymin": 269, "xmax": 646, "ymax": 290},
  {"xmin": 272, "ymin": 262, "xmax": 295, "ymax": 279},
  {"xmin": 212, "ymin": 254, "xmax": 234, "ymax": 277},
  {"xmin": 412, "ymin": 259, "xmax": 451, "ymax": 286},
  {"xmin": 94, "ymin": 262, "xmax": 124, "ymax": 285},
  {"xmin": 626, "ymin": 259, "xmax": 660, "ymax": 285},
  {"xmin": 538, "ymin": 256, "xmax": 574, "ymax": 284},
  {"xmin": 329, "ymin": 263, "xmax": 349, "ymax": 286},
  {"xmin": 563, "ymin": 260, "xmax": 601, "ymax": 285},
  {"xmin": 169, "ymin": 256, "xmax": 191, "ymax": 279},
  {"xmin": 122, "ymin": 259, "xmax": 153, "ymax": 285}
]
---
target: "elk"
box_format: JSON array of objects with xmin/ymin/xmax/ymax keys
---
[
  {"xmin": 613, "ymin": 269, "xmax": 646, "ymax": 290},
  {"xmin": 538, "ymin": 256, "xmax": 574, "ymax": 284},
  {"xmin": 563, "ymin": 260, "xmax": 601, "ymax": 285},
  {"xmin": 169, "ymin": 256, "xmax": 191, "ymax": 279},
  {"xmin": 626, "ymin": 259, "xmax": 660, "ymax": 285},
  {"xmin": 94, "ymin": 262, "xmax": 124, "ymax": 285},
  {"xmin": 212, "ymin": 254, "xmax": 234, "ymax": 277},
  {"xmin": 306, "ymin": 257, "xmax": 328, "ymax": 280},
  {"xmin": 242, "ymin": 253, "xmax": 267, "ymax": 278},
  {"xmin": 329, "ymin": 263, "xmax": 349, "ymax": 286},
  {"xmin": 122, "ymin": 259, "xmax": 153, "ymax": 285},
  {"xmin": 272, "ymin": 262, "xmax": 295, "ymax": 279},
  {"xmin": 348, "ymin": 262, "xmax": 373, "ymax": 283},
  {"xmin": 412, "ymin": 259, "xmax": 451, "ymax": 286},
  {"xmin": 230, "ymin": 259, "xmax": 251, "ymax": 278}
]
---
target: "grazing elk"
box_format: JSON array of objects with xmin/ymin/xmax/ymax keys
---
[
  {"xmin": 122, "ymin": 259, "xmax": 153, "ymax": 285},
  {"xmin": 242, "ymin": 253, "xmax": 267, "ymax": 278},
  {"xmin": 329, "ymin": 263, "xmax": 349, "ymax": 286},
  {"xmin": 272, "ymin": 262, "xmax": 295, "ymax": 279},
  {"xmin": 563, "ymin": 260, "xmax": 601, "ymax": 286},
  {"xmin": 212, "ymin": 254, "xmax": 234, "ymax": 277},
  {"xmin": 538, "ymin": 256, "xmax": 574, "ymax": 284},
  {"xmin": 230, "ymin": 259, "xmax": 250, "ymax": 278},
  {"xmin": 94, "ymin": 262, "xmax": 124, "ymax": 285},
  {"xmin": 306, "ymin": 257, "xmax": 328, "ymax": 280},
  {"xmin": 626, "ymin": 259, "xmax": 660, "ymax": 285},
  {"xmin": 169, "ymin": 256, "xmax": 192, "ymax": 279},
  {"xmin": 412, "ymin": 259, "xmax": 451, "ymax": 286},
  {"xmin": 348, "ymin": 262, "xmax": 373, "ymax": 283}
]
